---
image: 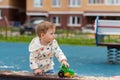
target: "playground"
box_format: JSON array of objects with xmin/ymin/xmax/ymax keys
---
[
  {"xmin": 0, "ymin": 17, "xmax": 120, "ymax": 80},
  {"xmin": 0, "ymin": 42, "xmax": 120, "ymax": 77}
]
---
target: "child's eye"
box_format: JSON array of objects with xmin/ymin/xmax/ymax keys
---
[
  {"xmin": 50, "ymin": 33, "xmax": 52, "ymax": 34},
  {"xmin": 51, "ymin": 33, "xmax": 53, "ymax": 35}
]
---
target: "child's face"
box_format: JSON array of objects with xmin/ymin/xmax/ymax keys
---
[{"xmin": 41, "ymin": 28, "xmax": 55, "ymax": 44}]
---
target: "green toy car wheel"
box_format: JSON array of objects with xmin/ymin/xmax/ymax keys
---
[{"xmin": 58, "ymin": 71, "xmax": 64, "ymax": 78}]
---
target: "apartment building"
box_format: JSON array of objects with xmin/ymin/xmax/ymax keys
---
[
  {"xmin": 0, "ymin": 0, "xmax": 120, "ymax": 30},
  {"xmin": 0, "ymin": 0, "xmax": 26, "ymax": 26}
]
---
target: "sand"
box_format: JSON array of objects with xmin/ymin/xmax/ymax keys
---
[
  {"xmin": 74, "ymin": 76, "xmax": 120, "ymax": 80},
  {"xmin": 0, "ymin": 70, "xmax": 120, "ymax": 80}
]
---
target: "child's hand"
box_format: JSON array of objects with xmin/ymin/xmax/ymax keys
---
[
  {"xmin": 34, "ymin": 68, "xmax": 43, "ymax": 75},
  {"xmin": 61, "ymin": 60, "xmax": 69, "ymax": 67}
]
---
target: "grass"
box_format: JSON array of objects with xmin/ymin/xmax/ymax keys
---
[
  {"xmin": 0, "ymin": 34, "xmax": 96, "ymax": 46},
  {"xmin": 0, "ymin": 27, "xmax": 96, "ymax": 46},
  {"xmin": 0, "ymin": 27, "xmax": 120, "ymax": 46},
  {"xmin": 0, "ymin": 28, "xmax": 119, "ymax": 46},
  {"xmin": 56, "ymin": 38, "xmax": 95, "ymax": 46},
  {"xmin": 1, "ymin": 34, "xmax": 119, "ymax": 46},
  {"xmin": 0, "ymin": 35, "xmax": 34, "ymax": 43}
]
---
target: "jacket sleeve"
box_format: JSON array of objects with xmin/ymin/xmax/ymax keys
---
[
  {"xmin": 29, "ymin": 51, "xmax": 39, "ymax": 70},
  {"xmin": 28, "ymin": 37, "xmax": 40, "ymax": 70},
  {"xmin": 53, "ymin": 40, "xmax": 67, "ymax": 63}
]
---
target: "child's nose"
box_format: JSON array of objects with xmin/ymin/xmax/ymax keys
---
[{"xmin": 53, "ymin": 34, "xmax": 55, "ymax": 38}]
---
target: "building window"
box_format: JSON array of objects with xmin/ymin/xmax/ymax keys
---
[
  {"xmin": 0, "ymin": 10, "xmax": 2, "ymax": 19},
  {"xmin": 68, "ymin": 16, "xmax": 81, "ymax": 26},
  {"xmin": 105, "ymin": 0, "xmax": 120, "ymax": 5},
  {"xmin": 51, "ymin": 16, "xmax": 61, "ymax": 26},
  {"xmin": 68, "ymin": 0, "xmax": 81, "ymax": 7},
  {"xmin": 0, "ymin": 0, "xmax": 3, "ymax": 2},
  {"xmin": 34, "ymin": 0, "xmax": 43, "ymax": 7},
  {"xmin": 88, "ymin": 0, "xmax": 104, "ymax": 4},
  {"xmin": 52, "ymin": 0, "xmax": 60, "ymax": 7}
]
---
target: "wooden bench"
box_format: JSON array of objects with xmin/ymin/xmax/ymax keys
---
[
  {"xmin": 0, "ymin": 70, "xmax": 115, "ymax": 80},
  {"xmin": 0, "ymin": 70, "xmax": 81, "ymax": 80},
  {"xmin": 94, "ymin": 16, "xmax": 120, "ymax": 64}
]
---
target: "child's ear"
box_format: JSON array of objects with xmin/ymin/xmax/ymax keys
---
[{"xmin": 41, "ymin": 33, "xmax": 45, "ymax": 37}]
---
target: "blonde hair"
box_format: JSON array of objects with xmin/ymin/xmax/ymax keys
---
[{"xmin": 35, "ymin": 21, "xmax": 56, "ymax": 37}]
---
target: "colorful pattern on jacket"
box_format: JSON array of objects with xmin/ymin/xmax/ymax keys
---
[{"xmin": 29, "ymin": 37, "xmax": 67, "ymax": 72}]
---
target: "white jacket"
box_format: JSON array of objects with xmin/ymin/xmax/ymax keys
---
[{"xmin": 28, "ymin": 37, "xmax": 67, "ymax": 72}]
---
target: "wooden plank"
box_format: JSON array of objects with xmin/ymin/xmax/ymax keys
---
[
  {"xmin": 0, "ymin": 70, "xmax": 81, "ymax": 80},
  {"xmin": 0, "ymin": 70, "xmax": 116, "ymax": 80},
  {"xmin": 97, "ymin": 42, "xmax": 120, "ymax": 48},
  {"xmin": 96, "ymin": 19, "xmax": 120, "ymax": 35}
]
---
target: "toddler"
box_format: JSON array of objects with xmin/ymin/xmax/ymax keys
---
[{"xmin": 28, "ymin": 21, "xmax": 69, "ymax": 75}]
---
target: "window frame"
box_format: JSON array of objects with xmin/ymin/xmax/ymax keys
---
[
  {"xmin": 52, "ymin": 0, "xmax": 61, "ymax": 7},
  {"xmin": 34, "ymin": 0, "xmax": 43, "ymax": 7},
  {"xmin": 88, "ymin": 0, "xmax": 104, "ymax": 5},
  {"xmin": 105, "ymin": 0, "xmax": 120, "ymax": 5},
  {"xmin": 0, "ymin": 10, "xmax": 2, "ymax": 19},
  {"xmin": 68, "ymin": 0, "xmax": 81, "ymax": 7},
  {"xmin": 68, "ymin": 16, "xmax": 81, "ymax": 27},
  {"xmin": 0, "ymin": 0, "xmax": 3, "ymax": 2},
  {"xmin": 50, "ymin": 16, "xmax": 61, "ymax": 26}
]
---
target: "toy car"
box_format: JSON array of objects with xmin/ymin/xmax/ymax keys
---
[{"xmin": 58, "ymin": 64, "xmax": 75, "ymax": 78}]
